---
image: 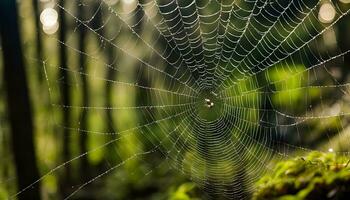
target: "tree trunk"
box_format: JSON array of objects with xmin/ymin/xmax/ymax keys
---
[
  {"xmin": 104, "ymin": 43, "xmax": 119, "ymax": 164},
  {"xmin": 133, "ymin": 2, "xmax": 150, "ymax": 124},
  {"xmin": 58, "ymin": 0, "xmax": 72, "ymax": 195},
  {"xmin": 338, "ymin": 14, "xmax": 350, "ymax": 83},
  {"xmin": 77, "ymin": 0, "xmax": 90, "ymax": 181},
  {"xmin": 32, "ymin": 0, "xmax": 44, "ymax": 82},
  {"xmin": 0, "ymin": 0, "xmax": 41, "ymax": 199}
]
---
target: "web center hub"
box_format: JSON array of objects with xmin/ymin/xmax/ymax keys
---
[{"xmin": 196, "ymin": 90, "xmax": 223, "ymax": 121}]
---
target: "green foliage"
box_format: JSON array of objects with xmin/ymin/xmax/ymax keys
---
[
  {"xmin": 168, "ymin": 182, "xmax": 201, "ymax": 200},
  {"xmin": 268, "ymin": 64, "xmax": 306, "ymax": 107},
  {"xmin": 0, "ymin": 187, "xmax": 8, "ymax": 200},
  {"xmin": 253, "ymin": 152, "xmax": 350, "ymax": 200}
]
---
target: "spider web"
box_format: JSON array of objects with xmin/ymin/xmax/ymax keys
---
[{"xmin": 13, "ymin": 0, "xmax": 350, "ymax": 199}]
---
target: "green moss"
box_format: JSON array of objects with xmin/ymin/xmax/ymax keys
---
[{"xmin": 253, "ymin": 152, "xmax": 350, "ymax": 200}]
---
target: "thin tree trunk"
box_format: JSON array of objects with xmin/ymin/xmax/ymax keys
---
[
  {"xmin": 58, "ymin": 0, "xmax": 72, "ymax": 195},
  {"xmin": 89, "ymin": 1, "xmax": 121, "ymax": 167},
  {"xmin": 77, "ymin": 0, "xmax": 89, "ymax": 181},
  {"xmin": 32, "ymin": 0, "xmax": 44, "ymax": 82},
  {"xmin": 133, "ymin": 3, "xmax": 150, "ymax": 124},
  {"xmin": 338, "ymin": 14, "xmax": 350, "ymax": 83},
  {"xmin": 0, "ymin": 0, "xmax": 41, "ymax": 199},
  {"xmin": 105, "ymin": 44, "xmax": 119, "ymax": 163}
]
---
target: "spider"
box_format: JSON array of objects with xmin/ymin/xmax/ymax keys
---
[{"xmin": 205, "ymin": 98, "xmax": 214, "ymax": 108}]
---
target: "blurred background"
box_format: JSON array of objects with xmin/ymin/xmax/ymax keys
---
[{"xmin": 1, "ymin": 0, "xmax": 350, "ymax": 199}]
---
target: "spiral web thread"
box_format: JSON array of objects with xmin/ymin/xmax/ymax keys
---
[{"xmin": 13, "ymin": 0, "xmax": 350, "ymax": 199}]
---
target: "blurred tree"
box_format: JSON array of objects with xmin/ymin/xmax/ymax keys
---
[
  {"xmin": 77, "ymin": 0, "xmax": 90, "ymax": 182},
  {"xmin": 104, "ymin": 31, "xmax": 119, "ymax": 164},
  {"xmin": 58, "ymin": 0, "xmax": 72, "ymax": 196},
  {"xmin": 32, "ymin": 0, "xmax": 44, "ymax": 82},
  {"xmin": 90, "ymin": 0, "xmax": 120, "ymax": 171},
  {"xmin": 0, "ymin": 0, "xmax": 41, "ymax": 199},
  {"xmin": 338, "ymin": 14, "xmax": 350, "ymax": 83},
  {"xmin": 134, "ymin": 1, "xmax": 152, "ymax": 126}
]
